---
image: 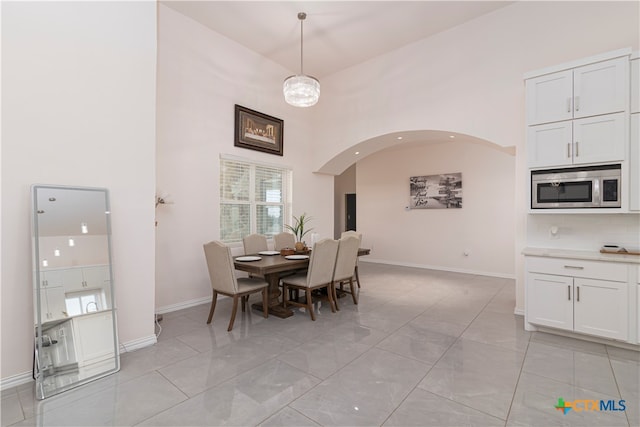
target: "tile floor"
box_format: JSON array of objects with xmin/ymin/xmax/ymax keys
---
[{"xmin": 2, "ymin": 262, "xmax": 639, "ymax": 426}]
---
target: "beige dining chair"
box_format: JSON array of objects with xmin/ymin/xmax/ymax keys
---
[
  {"xmin": 341, "ymin": 230, "xmax": 363, "ymax": 288},
  {"xmin": 243, "ymin": 233, "xmax": 268, "ymax": 255},
  {"xmin": 332, "ymin": 235, "xmax": 361, "ymax": 310},
  {"xmin": 282, "ymin": 238, "xmax": 339, "ymax": 321},
  {"xmin": 273, "ymin": 232, "xmax": 296, "ymax": 251},
  {"xmin": 203, "ymin": 241, "xmax": 268, "ymax": 331}
]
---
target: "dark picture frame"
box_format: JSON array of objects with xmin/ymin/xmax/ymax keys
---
[
  {"xmin": 234, "ymin": 105, "xmax": 284, "ymax": 156},
  {"xmin": 409, "ymin": 173, "xmax": 463, "ymax": 209}
]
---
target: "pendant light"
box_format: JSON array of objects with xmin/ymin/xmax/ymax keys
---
[{"xmin": 283, "ymin": 12, "xmax": 320, "ymax": 107}]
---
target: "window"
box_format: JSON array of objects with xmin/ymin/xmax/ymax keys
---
[{"xmin": 220, "ymin": 157, "xmax": 292, "ymax": 243}]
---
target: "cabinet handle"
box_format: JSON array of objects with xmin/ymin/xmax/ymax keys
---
[
  {"xmin": 575, "ymin": 141, "xmax": 579, "ymax": 157},
  {"xmin": 568, "ymin": 285, "xmax": 571, "ymax": 300},
  {"xmin": 566, "ymin": 97, "xmax": 571, "ymax": 113},
  {"xmin": 575, "ymin": 96, "xmax": 580, "ymax": 111},
  {"xmin": 563, "ymin": 265, "xmax": 584, "ymax": 270},
  {"xmin": 577, "ymin": 286, "xmax": 580, "ymax": 302},
  {"xmin": 567, "ymin": 143, "xmax": 571, "ymax": 158}
]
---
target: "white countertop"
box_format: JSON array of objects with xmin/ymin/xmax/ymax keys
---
[{"xmin": 523, "ymin": 247, "xmax": 640, "ymax": 264}]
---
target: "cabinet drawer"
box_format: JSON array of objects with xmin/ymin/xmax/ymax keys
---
[{"xmin": 526, "ymin": 257, "xmax": 628, "ymax": 282}]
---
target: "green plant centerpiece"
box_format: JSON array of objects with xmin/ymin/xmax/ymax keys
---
[{"xmin": 285, "ymin": 213, "xmax": 313, "ymax": 251}]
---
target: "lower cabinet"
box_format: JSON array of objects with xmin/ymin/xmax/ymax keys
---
[
  {"xmin": 527, "ymin": 273, "xmax": 628, "ymax": 340},
  {"xmin": 71, "ymin": 310, "xmax": 115, "ymax": 367},
  {"xmin": 525, "ymin": 256, "xmax": 632, "ymax": 342}
]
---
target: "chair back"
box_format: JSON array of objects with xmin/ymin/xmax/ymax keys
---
[
  {"xmin": 341, "ymin": 230, "xmax": 362, "ymax": 245},
  {"xmin": 334, "ymin": 235, "xmax": 360, "ymax": 282},
  {"xmin": 306, "ymin": 238, "xmax": 339, "ymax": 287},
  {"xmin": 243, "ymin": 234, "xmax": 268, "ymax": 255},
  {"xmin": 274, "ymin": 232, "xmax": 296, "ymax": 250},
  {"xmin": 203, "ymin": 241, "xmax": 238, "ymax": 294}
]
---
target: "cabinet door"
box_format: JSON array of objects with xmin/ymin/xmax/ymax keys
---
[
  {"xmin": 72, "ymin": 311, "xmax": 115, "ymax": 365},
  {"xmin": 526, "ymin": 70, "xmax": 573, "ymax": 125},
  {"xmin": 573, "ymin": 57, "xmax": 628, "ymax": 119},
  {"xmin": 527, "ymin": 121, "xmax": 572, "ymax": 168},
  {"xmin": 41, "ymin": 270, "xmax": 64, "ymax": 288},
  {"xmin": 631, "ymin": 114, "xmax": 639, "ymax": 211},
  {"xmin": 62, "ymin": 268, "xmax": 85, "ymax": 292},
  {"xmin": 572, "ymin": 113, "xmax": 625, "ymax": 165},
  {"xmin": 574, "ymin": 278, "xmax": 628, "ymax": 341},
  {"xmin": 526, "ymin": 273, "xmax": 573, "ymax": 331},
  {"xmin": 82, "ymin": 266, "xmax": 109, "ymax": 289},
  {"xmin": 40, "ymin": 287, "xmax": 67, "ymax": 321},
  {"xmin": 631, "ymin": 58, "xmax": 639, "ymax": 114}
]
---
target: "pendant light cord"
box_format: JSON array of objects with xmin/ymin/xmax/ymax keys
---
[{"xmin": 298, "ymin": 12, "xmax": 306, "ymax": 75}]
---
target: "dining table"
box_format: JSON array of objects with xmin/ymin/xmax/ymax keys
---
[{"xmin": 233, "ymin": 248, "xmax": 370, "ymax": 318}]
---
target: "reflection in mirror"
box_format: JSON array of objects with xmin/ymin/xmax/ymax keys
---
[{"xmin": 32, "ymin": 185, "xmax": 119, "ymax": 400}]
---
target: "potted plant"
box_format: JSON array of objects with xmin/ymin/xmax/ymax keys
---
[{"xmin": 284, "ymin": 213, "xmax": 313, "ymax": 251}]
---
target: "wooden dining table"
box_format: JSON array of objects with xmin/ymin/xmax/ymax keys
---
[{"xmin": 234, "ymin": 248, "xmax": 370, "ymax": 318}]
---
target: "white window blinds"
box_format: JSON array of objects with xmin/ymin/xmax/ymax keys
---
[{"xmin": 220, "ymin": 157, "xmax": 291, "ymax": 243}]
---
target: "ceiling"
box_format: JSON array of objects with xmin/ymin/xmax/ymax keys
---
[{"xmin": 161, "ymin": 1, "xmax": 513, "ymax": 78}]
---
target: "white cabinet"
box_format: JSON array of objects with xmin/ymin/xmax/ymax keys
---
[
  {"xmin": 631, "ymin": 113, "xmax": 639, "ymax": 211},
  {"xmin": 38, "ymin": 286, "xmax": 67, "ymax": 322},
  {"xmin": 527, "ymin": 112, "xmax": 625, "ymax": 168},
  {"xmin": 63, "ymin": 265, "xmax": 109, "ymax": 292},
  {"xmin": 631, "ymin": 57, "xmax": 639, "ymax": 114},
  {"xmin": 526, "ymin": 256, "xmax": 630, "ymax": 342},
  {"xmin": 526, "ymin": 56, "xmax": 628, "ymax": 126},
  {"xmin": 72, "ymin": 311, "xmax": 115, "ymax": 366}
]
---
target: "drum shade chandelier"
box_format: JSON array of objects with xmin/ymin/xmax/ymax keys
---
[{"xmin": 283, "ymin": 12, "xmax": 320, "ymax": 107}]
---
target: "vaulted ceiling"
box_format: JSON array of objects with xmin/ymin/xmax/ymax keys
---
[{"xmin": 161, "ymin": 1, "xmax": 513, "ymax": 78}]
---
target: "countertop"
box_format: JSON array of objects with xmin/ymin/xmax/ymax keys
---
[{"xmin": 523, "ymin": 247, "xmax": 640, "ymax": 264}]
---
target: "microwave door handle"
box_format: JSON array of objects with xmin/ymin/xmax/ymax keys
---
[{"xmin": 593, "ymin": 179, "xmax": 600, "ymax": 204}]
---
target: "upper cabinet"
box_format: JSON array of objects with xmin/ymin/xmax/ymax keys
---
[
  {"xmin": 526, "ymin": 56, "xmax": 629, "ymax": 126},
  {"xmin": 631, "ymin": 56, "xmax": 639, "ymax": 114}
]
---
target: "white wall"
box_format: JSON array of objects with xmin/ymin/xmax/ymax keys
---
[
  {"xmin": 155, "ymin": 6, "xmax": 334, "ymax": 311},
  {"xmin": 313, "ymin": 1, "xmax": 639, "ymax": 312},
  {"xmin": 1, "ymin": 2, "xmax": 157, "ymax": 384},
  {"xmin": 358, "ymin": 140, "xmax": 515, "ymax": 277}
]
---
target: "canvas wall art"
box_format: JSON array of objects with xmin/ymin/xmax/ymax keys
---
[{"xmin": 409, "ymin": 173, "xmax": 462, "ymax": 209}]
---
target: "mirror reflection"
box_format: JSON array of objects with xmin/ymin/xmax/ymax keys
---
[{"xmin": 32, "ymin": 185, "xmax": 119, "ymax": 400}]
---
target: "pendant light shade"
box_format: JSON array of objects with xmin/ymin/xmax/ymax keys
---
[{"xmin": 283, "ymin": 12, "xmax": 320, "ymax": 107}]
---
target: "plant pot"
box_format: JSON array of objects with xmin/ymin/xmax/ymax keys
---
[{"xmin": 294, "ymin": 242, "xmax": 306, "ymax": 251}]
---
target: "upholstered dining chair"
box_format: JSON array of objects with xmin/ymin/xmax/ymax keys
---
[
  {"xmin": 341, "ymin": 230, "xmax": 363, "ymax": 288},
  {"xmin": 282, "ymin": 238, "xmax": 339, "ymax": 321},
  {"xmin": 203, "ymin": 241, "xmax": 268, "ymax": 331},
  {"xmin": 243, "ymin": 233, "xmax": 268, "ymax": 255},
  {"xmin": 273, "ymin": 232, "xmax": 296, "ymax": 251},
  {"xmin": 332, "ymin": 235, "xmax": 361, "ymax": 310}
]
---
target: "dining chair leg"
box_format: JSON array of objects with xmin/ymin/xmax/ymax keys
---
[
  {"xmin": 228, "ymin": 295, "xmax": 239, "ymax": 331},
  {"xmin": 327, "ymin": 284, "xmax": 337, "ymax": 313},
  {"xmin": 355, "ymin": 265, "xmax": 361, "ymax": 288},
  {"xmin": 241, "ymin": 295, "xmax": 246, "ymax": 313},
  {"xmin": 262, "ymin": 288, "xmax": 268, "ymax": 318},
  {"xmin": 206, "ymin": 290, "xmax": 218, "ymax": 324},
  {"xmin": 349, "ymin": 278, "xmax": 358, "ymax": 304},
  {"xmin": 332, "ymin": 282, "xmax": 340, "ymax": 311},
  {"xmin": 306, "ymin": 288, "xmax": 315, "ymax": 321}
]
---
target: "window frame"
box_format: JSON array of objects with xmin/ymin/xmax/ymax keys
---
[{"xmin": 220, "ymin": 155, "xmax": 292, "ymax": 244}]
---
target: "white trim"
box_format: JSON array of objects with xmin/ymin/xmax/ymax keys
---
[
  {"xmin": 360, "ymin": 258, "xmax": 516, "ymax": 280},
  {"xmin": 532, "ymin": 326, "xmax": 640, "ymax": 352},
  {"xmin": 1, "ymin": 371, "xmax": 33, "ymax": 391},
  {"xmin": 524, "ymin": 47, "xmax": 632, "ymax": 79},
  {"xmin": 220, "ymin": 153, "xmax": 292, "ymax": 171},
  {"xmin": 155, "ymin": 296, "xmax": 210, "ymax": 315},
  {"xmin": 514, "ymin": 308, "xmax": 525, "ymax": 316},
  {"xmin": 118, "ymin": 334, "xmax": 157, "ymax": 353}
]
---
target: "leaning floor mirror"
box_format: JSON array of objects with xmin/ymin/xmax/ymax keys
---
[{"xmin": 31, "ymin": 185, "xmax": 119, "ymax": 400}]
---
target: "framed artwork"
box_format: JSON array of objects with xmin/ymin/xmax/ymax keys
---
[
  {"xmin": 234, "ymin": 105, "xmax": 284, "ymax": 156},
  {"xmin": 409, "ymin": 173, "xmax": 462, "ymax": 209}
]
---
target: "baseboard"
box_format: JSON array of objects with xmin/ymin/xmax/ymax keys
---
[
  {"xmin": 119, "ymin": 334, "xmax": 157, "ymax": 353},
  {"xmin": 514, "ymin": 307, "xmax": 525, "ymax": 316},
  {"xmin": 360, "ymin": 258, "xmax": 516, "ymax": 280},
  {"xmin": 155, "ymin": 296, "xmax": 211, "ymax": 315},
  {"xmin": 0, "ymin": 371, "xmax": 33, "ymax": 391}
]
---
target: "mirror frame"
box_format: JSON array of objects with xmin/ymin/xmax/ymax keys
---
[{"xmin": 31, "ymin": 184, "xmax": 119, "ymax": 400}]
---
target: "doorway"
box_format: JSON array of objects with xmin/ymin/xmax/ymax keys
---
[{"xmin": 345, "ymin": 193, "xmax": 356, "ymax": 231}]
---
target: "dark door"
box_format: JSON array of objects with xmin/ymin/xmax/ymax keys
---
[{"xmin": 345, "ymin": 193, "xmax": 356, "ymax": 231}]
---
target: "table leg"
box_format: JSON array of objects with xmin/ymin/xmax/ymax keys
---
[{"xmin": 251, "ymin": 272, "xmax": 294, "ymax": 318}]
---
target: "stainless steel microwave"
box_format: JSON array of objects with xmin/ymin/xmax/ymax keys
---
[{"xmin": 531, "ymin": 164, "xmax": 621, "ymax": 209}]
